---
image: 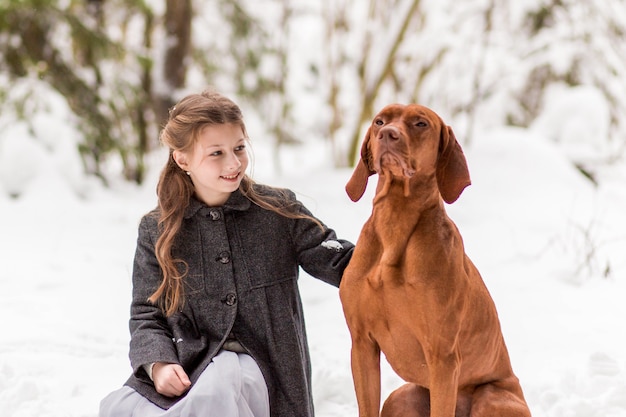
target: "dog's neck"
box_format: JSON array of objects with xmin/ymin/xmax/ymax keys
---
[
  {"xmin": 370, "ymin": 173, "xmax": 447, "ymax": 269},
  {"xmin": 373, "ymin": 173, "xmax": 440, "ymax": 208}
]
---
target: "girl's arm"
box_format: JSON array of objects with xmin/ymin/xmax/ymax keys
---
[
  {"xmin": 128, "ymin": 215, "xmax": 180, "ymax": 381},
  {"xmin": 151, "ymin": 362, "xmax": 191, "ymax": 397},
  {"xmin": 290, "ymin": 195, "xmax": 355, "ymax": 287}
]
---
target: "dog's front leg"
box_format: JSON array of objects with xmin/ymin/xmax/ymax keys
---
[
  {"xmin": 350, "ymin": 336, "xmax": 382, "ymax": 417},
  {"xmin": 428, "ymin": 350, "xmax": 461, "ymax": 417}
]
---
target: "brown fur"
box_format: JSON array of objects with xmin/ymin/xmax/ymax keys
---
[{"xmin": 340, "ymin": 104, "xmax": 531, "ymax": 417}]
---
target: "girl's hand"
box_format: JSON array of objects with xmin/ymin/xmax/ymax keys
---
[{"xmin": 152, "ymin": 362, "xmax": 192, "ymax": 397}]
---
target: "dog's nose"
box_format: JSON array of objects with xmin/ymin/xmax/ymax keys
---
[{"xmin": 379, "ymin": 126, "xmax": 400, "ymax": 142}]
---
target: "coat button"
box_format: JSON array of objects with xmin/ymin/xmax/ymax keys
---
[
  {"xmin": 224, "ymin": 293, "xmax": 237, "ymax": 306},
  {"xmin": 216, "ymin": 251, "xmax": 231, "ymax": 264},
  {"xmin": 209, "ymin": 210, "xmax": 221, "ymax": 221}
]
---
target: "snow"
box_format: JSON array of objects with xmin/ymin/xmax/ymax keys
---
[
  {"xmin": 1, "ymin": 95, "xmax": 625, "ymax": 417},
  {"xmin": 320, "ymin": 240, "xmax": 345, "ymax": 252},
  {"xmin": 530, "ymin": 84, "xmax": 612, "ymax": 163}
]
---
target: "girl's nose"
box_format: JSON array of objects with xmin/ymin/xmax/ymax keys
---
[{"xmin": 226, "ymin": 152, "xmax": 242, "ymax": 169}]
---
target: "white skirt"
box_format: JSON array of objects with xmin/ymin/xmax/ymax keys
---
[{"xmin": 99, "ymin": 350, "xmax": 270, "ymax": 417}]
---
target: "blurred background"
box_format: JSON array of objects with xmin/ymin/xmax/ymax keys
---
[{"xmin": 0, "ymin": 0, "xmax": 624, "ymax": 193}]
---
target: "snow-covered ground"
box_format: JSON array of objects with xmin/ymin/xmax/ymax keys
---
[{"xmin": 1, "ymin": 106, "xmax": 625, "ymax": 416}]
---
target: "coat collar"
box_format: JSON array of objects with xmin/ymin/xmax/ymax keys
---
[{"xmin": 183, "ymin": 189, "xmax": 252, "ymax": 219}]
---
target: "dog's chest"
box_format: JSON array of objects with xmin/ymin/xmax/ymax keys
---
[{"xmin": 358, "ymin": 208, "xmax": 457, "ymax": 289}]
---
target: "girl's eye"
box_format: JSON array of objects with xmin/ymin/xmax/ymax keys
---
[
  {"xmin": 235, "ymin": 145, "xmax": 246, "ymax": 152},
  {"xmin": 210, "ymin": 151, "xmax": 222, "ymax": 156}
]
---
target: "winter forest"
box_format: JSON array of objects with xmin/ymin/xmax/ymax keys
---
[
  {"xmin": 2, "ymin": 0, "xmax": 625, "ymax": 185},
  {"xmin": 1, "ymin": 0, "xmax": 626, "ymax": 416}
]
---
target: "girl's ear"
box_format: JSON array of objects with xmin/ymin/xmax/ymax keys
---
[{"xmin": 172, "ymin": 150, "xmax": 189, "ymax": 171}]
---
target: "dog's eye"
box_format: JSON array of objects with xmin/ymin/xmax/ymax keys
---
[
  {"xmin": 375, "ymin": 119, "xmax": 384, "ymax": 126},
  {"xmin": 415, "ymin": 121, "xmax": 428, "ymax": 127}
]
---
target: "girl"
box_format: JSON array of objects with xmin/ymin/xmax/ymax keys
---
[{"xmin": 99, "ymin": 90, "xmax": 354, "ymax": 417}]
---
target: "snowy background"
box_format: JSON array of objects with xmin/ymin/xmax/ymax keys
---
[
  {"xmin": 1, "ymin": 90, "xmax": 625, "ymax": 416},
  {"xmin": 2, "ymin": 1, "xmax": 626, "ymax": 416}
]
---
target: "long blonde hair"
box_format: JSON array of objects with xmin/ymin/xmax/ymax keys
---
[{"xmin": 149, "ymin": 89, "xmax": 319, "ymax": 316}]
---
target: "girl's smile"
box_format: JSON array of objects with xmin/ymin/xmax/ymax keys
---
[
  {"xmin": 173, "ymin": 123, "xmax": 249, "ymax": 206},
  {"xmin": 221, "ymin": 173, "xmax": 241, "ymax": 181}
]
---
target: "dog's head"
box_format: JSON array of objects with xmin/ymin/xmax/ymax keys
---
[{"xmin": 345, "ymin": 104, "xmax": 471, "ymax": 204}]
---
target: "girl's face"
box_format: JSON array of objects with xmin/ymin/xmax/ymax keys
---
[{"xmin": 173, "ymin": 123, "xmax": 249, "ymax": 206}]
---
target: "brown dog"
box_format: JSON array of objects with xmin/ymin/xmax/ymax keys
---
[{"xmin": 339, "ymin": 104, "xmax": 531, "ymax": 417}]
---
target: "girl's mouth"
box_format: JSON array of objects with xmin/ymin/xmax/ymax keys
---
[{"xmin": 221, "ymin": 172, "xmax": 240, "ymax": 181}]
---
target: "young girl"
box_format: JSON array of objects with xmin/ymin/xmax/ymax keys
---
[{"xmin": 99, "ymin": 90, "xmax": 354, "ymax": 417}]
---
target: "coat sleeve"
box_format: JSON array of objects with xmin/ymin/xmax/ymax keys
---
[
  {"xmin": 128, "ymin": 214, "xmax": 179, "ymax": 379},
  {"xmin": 288, "ymin": 192, "xmax": 355, "ymax": 287}
]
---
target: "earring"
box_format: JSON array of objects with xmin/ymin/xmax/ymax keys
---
[{"xmin": 186, "ymin": 171, "xmax": 190, "ymax": 176}]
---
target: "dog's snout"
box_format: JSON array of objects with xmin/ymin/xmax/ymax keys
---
[{"xmin": 379, "ymin": 126, "xmax": 401, "ymax": 142}]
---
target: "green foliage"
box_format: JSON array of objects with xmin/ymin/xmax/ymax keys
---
[
  {"xmin": 524, "ymin": 2, "xmax": 561, "ymax": 34},
  {"xmin": 0, "ymin": 0, "xmax": 153, "ymax": 184},
  {"xmin": 0, "ymin": 0, "xmax": 624, "ymax": 187}
]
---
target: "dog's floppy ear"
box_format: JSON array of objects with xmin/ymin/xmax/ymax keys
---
[
  {"xmin": 436, "ymin": 125, "xmax": 471, "ymax": 204},
  {"xmin": 346, "ymin": 127, "xmax": 376, "ymax": 202}
]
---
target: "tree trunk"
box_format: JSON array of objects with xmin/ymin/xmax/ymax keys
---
[
  {"xmin": 154, "ymin": 0, "xmax": 192, "ymax": 126},
  {"xmin": 346, "ymin": 0, "xmax": 421, "ymax": 167}
]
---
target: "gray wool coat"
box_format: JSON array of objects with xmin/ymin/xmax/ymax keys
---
[{"xmin": 123, "ymin": 185, "xmax": 354, "ymax": 416}]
